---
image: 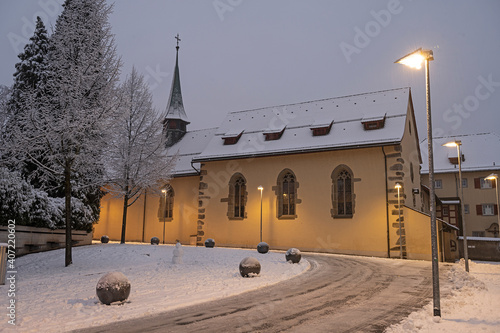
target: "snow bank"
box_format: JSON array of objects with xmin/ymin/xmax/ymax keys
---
[
  {"xmin": 0, "ymin": 243, "xmax": 309, "ymax": 332},
  {"xmin": 385, "ymin": 260, "xmax": 500, "ymax": 332}
]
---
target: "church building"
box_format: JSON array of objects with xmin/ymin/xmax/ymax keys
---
[{"xmin": 94, "ymin": 42, "xmax": 458, "ymax": 261}]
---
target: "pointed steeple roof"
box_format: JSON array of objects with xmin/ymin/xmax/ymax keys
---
[{"xmin": 165, "ymin": 34, "xmax": 189, "ymax": 123}]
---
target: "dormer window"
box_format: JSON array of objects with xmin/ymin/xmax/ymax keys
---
[
  {"xmin": 222, "ymin": 129, "xmax": 244, "ymax": 145},
  {"xmin": 448, "ymin": 153, "xmax": 465, "ymax": 165},
  {"xmin": 362, "ymin": 114, "xmax": 386, "ymax": 130},
  {"xmin": 310, "ymin": 120, "xmax": 333, "ymax": 136},
  {"xmin": 263, "ymin": 125, "xmax": 285, "ymax": 141}
]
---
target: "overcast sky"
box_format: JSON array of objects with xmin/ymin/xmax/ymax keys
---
[{"xmin": 1, "ymin": 0, "xmax": 499, "ymax": 139}]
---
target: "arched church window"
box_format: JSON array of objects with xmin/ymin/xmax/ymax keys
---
[
  {"xmin": 227, "ymin": 173, "xmax": 247, "ymax": 219},
  {"xmin": 276, "ymin": 169, "xmax": 299, "ymax": 219},
  {"xmin": 159, "ymin": 185, "xmax": 174, "ymax": 221},
  {"xmin": 331, "ymin": 166, "xmax": 355, "ymax": 218}
]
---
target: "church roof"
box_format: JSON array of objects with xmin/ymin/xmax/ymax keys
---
[
  {"xmin": 193, "ymin": 88, "xmax": 411, "ymax": 162},
  {"xmin": 168, "ymin": 127, "xmax": 217, "ymax": 176},
  {"xmin": 421, "ymin": 132, "xmax": 500, "ymax": 174},
  {"xmin": 164, "ymin": 45, "xmax": 189, "ymax": 123}
]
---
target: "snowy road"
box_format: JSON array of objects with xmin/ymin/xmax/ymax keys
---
[{"xmin": 76, "ymin": 253, "xmax": 447, "ymax": 333}]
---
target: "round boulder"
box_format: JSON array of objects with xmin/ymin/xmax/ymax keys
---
[
  {"xmin": 100, "ymin": 235, "xmax": 109, "ymax": 244},
  {"xmin": 257, "ymin": 242, "xmax": 269, "ymax": 254},
  {"xmin": 205, "ymin": 238, "xmax": 215, "ymax": 248},
  {"xmin": 285, "ymin": 248, "xmax": 301, "ymax": 263},
  {"xmin": 96, "ymin": 272, "xmax": 131, "ymax": 305},
  {"xmin": 239, "ymin": 257, "xmax": 261, "ymax": 277},
  {"xmin": 151, "ymin": 237, "xmax": 160, "ymax": 245}
]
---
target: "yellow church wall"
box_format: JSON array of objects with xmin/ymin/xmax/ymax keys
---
[
  {"xmin": 199, "ymin": 147, "xmax": 392, "ymax": 257},
  {"xmin": 93, "ymin": 175, "xmax": 199, "ymax": 244}
]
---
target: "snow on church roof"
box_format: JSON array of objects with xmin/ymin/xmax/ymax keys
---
[
  {"xmin": 421, "ymin": 132, "xmax": 500, "ymax": 174},
  {"xmin": 193, "ymin": 88, "xmax": 411, "ymax": 162},
  {"xmin": 168, "ymin": 128, "xmax": 217, "ymax": 176}
]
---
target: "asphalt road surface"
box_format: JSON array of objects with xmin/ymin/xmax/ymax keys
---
[{"xmin": 77, "ymin": 254, "xmax": 449, "ymax": 333}]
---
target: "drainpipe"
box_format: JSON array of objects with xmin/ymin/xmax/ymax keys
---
[
  {"xmin": 142, "ymin": 190, "xmax": 147, "ymax": 242},
  {"xmin": 383, "ymin": 146, "xmax": 391, "ymax": 258}
]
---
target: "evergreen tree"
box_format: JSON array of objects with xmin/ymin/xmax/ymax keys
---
[
  {"xmin": 8, "ymin": 0, "xmax": 121, "ymax": 266},
  {"xmin": 10, "ymin": 16, "xmax": 49, "ymax": 111},
  {"xmin": 105, "ymin": 67, "xmax": 175, "ymax": 243}
]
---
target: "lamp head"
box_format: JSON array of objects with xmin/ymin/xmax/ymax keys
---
[
  {"xmin": 486, "ymin": 174, "xmax": 498, "ymax": 181},
  {"xmin": 258, "ymin": 186, "xmax": 263, "ymax": 191},
  {"xmin": 442, "ymin": 140, "xmax": 461, "ymax": 147},
  {"xmin": 395, "ymin": 48, "xmax": 434, "ymax": 70},
  {"xmin": 395, "ymin": 183, "xmax": 402, "ymax": 189}
]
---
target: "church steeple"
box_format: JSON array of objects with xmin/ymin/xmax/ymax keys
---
[{"xmin": 164, "ymin": 34, "xmax": 190, "ymax": 147}]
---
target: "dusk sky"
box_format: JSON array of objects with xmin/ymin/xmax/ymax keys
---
[{"xmin": 1, "ymin": 0, "xmax": 499, "ymax": 139}]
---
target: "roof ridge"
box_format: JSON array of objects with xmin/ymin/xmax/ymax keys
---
[{"xmin": 228, "ymin": 87, "xmax": 409, "ymax": 115}]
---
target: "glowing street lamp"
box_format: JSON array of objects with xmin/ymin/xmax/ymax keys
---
[
  {"xmin": 395, "ymin": 183, "xmax": 403, "ymax": 259},
  {"xmin": 485, "ymin": 174, "xmax": 499, "ymax": 234},
  {"xmin": 442, "ymin": 140, "xmax": 469, "ymax": 272},
  {"xmin": 395, "ymin": 47, "xmax": 441, "ymax": 317},
  {"xmin": 258, "ymin": 186, "xmax": 263, "ymax": 242}
]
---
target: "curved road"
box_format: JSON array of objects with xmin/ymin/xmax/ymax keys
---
[{"xmin": 77, "ymin": 254, "xmax": 448, "ymax": 333}]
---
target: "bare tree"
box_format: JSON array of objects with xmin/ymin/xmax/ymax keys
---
[{"xmin": 104, "ymin": 67, "xmax": 175, "ymax": 244}]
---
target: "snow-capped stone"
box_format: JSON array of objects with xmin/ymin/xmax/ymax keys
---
[
  {"xmin": 257, "ymin": 242, "xmax": 269, "ymax": 254},
  {"xmin": 285, "ymin": 248, "xmax": 301, "ymax": 263},
  {"xmin": 100, "ymin": 235, "xmax": 109, "ymax": 243},
  {"xmin": 239, "ymin": 257, "xmax": 261, "ymax": 277},
  {"xmin": 205, "ymin": 238, "xmax": 215, "ymax": 248},
  {"xmin": 96, "ymin": 272, "xmax": 131, "ymax": 305},
  {"xmin": 151, "ymin": 237, "xmax": 160, "ymax": 245}
]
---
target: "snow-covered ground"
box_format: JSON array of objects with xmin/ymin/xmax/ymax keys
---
[
  {"xmin": 386, "ymin": 260, "xmax": 500, "ymax": 332},
  {"xmin": 1, "ymin": 244, "xmax": 499, "ymax": 333},
  {"xmin": 0, "ymin": 243, "xmax": 309, "ymax": 332}
]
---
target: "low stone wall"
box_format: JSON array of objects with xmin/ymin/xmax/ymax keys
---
[
  {"xmin": 458, "ymin": 237, "xmax": 500, "ymax": 262},
  {"xmin": 0, "ymin": 225, "xmax": 92, "ymax": 256}
]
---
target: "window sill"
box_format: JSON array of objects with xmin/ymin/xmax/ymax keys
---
[
  {"xmin": 160, "ymin": 218, "xmax": 173, "ymax": 222},
  {"xmin": 278, "ymin": 215, "xmax": 297, "ymax": 220},
  {"xmin": 228, "ymin": 217, "xmax": 245, "ymax": 221},
  {"xmin": 333, "ymin": 215, "xmax": 353, "ymax": 219}
]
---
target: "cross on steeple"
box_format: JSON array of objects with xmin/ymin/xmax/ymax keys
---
[{"xmin": 175, "ymin": 34, "xmax": 181, "ymax": 50}]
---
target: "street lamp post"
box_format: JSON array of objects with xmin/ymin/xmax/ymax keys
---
[
  {"xmin": 395, "ymin": 183, "xmax": 403, "ymax": 259},
  {"xmin": 486, "ymin": 174, "xmax": 499, "ymax": 235},
  {"xmin": 161, "ymin": 189, "xmax": 167, "ymax": 244},
  {"xmin": 443, "ymin": 140, "xmax": 469, "ymax": 272},
  {"xmin": 395, "ymin": 47, "xmax": 441, "ymax": 317},
  {"xmin": 258, "ymin": 186, "xmax": 263, "ymax": 242}
]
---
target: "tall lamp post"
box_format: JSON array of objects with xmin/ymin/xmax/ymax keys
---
[
  {"xmin": 395, "ymin": 47, "xmax": 441, "ymax": 317},
  {"xmin": 395, "ymin": 183, "xmax": 403, "ymax": 259},
  {"xmin": 443, "ymin": 140, "xmax": 469, "ymax": 272},
  {"xmin": 161, "ymin": 189, "xmax": 167, "ymax": 244},
  {"xmin": 258, "ymin": 186, "xmax": 263, "ymax": 242},
  {"xmin": 486, "ymin": 174, "xmax": 499, "ymax": 235}
]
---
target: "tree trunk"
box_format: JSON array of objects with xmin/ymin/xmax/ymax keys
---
[
  {"xmin": 65, "ymin": 162, "xmax": 72, "ymax": 267},
  {"xmin": 120, "ymin": 189, "xmax": 129, "ymax": 244}
]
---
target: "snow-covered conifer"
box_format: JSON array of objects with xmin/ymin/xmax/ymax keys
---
[{"xmin": 8, "ymin": 0, "xmax": 121, "ymax": 266}]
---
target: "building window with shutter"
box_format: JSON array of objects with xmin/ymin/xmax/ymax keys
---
[
  {"xmin": 275, "ymin": 169, "xmax": 300, "ymax": 219},
  {"xmin": 483, "ymin": 204, "xmax": 495, "ymax": 216},
  {"xmin": 227, "ymin": 173, "xmax": 247, "ymax": 219},
  {"xmin": 476, "ymin": 203, "xmax": 498, "ymax": 216},
  {"xmin": 331, "ymin": 165, "xmax": 355, "ymax": 218},
  {"xmin": 475, "ymin": 177, "xmax": 495, "ymax": 189}
]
